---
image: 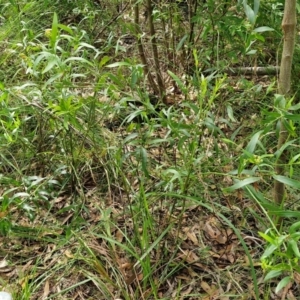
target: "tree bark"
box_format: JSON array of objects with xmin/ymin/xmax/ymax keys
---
[{"xmin": 274, "ymin": 0, "xmax": 296, "ymax": 211}]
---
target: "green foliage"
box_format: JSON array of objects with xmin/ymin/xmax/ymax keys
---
[
  {"xmin": 259, "ymin": 223, "xmax": 300, "ymax": 294},
  {"xmin": 0, "ymin": 0, "xmax": 298, "ymax": 299}
]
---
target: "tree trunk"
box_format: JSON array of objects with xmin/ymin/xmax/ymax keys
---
[{"xmin": 274, "ymin": 0, "xmax": 296, "ymax": 213}]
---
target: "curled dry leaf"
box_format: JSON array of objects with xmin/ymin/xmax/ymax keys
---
[{"xmin": 203, "ymin": 222, "xmax": 227, "ymax": 244}]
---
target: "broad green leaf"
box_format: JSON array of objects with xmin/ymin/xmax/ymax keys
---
[
  {"xmin": 51, "ymin": 13, "xmax": 58, "ymax": 49},
  {"xmin": 107, "ymin": 73, "xmax": 122, "ymax": 86},
  {"xmin": 289, "ymin": 221, "xmax": 300, "ymax": 234},
  {"xmin": 226, "ymin": 105, "xmax": 236, "ymax": 122},
  {"xmin": 253, "ymin": 26, "xmax": 274, "ymax": 33},
  {"xmin": 254, "ymin": 0, "xmax": 260, "ymax": 14},
  {"xmin": 258, "ymin": 232, "xmax": 275, "ymax": 244},
  {"xmin": 64, "ymin": 57, "xmax": 93, "ymax": 66},
  {"xmin": 275, "ymin": 139, "xmax": 296, "ymax": 159},
  {"xmin": 274, "ymin": 94, "xmax": 286, "ymax": 108},
  {"xmin": 223, "ymin": 177, "xmax": 260, "ymax": 192},
  {"xmin": 290, "ymin": 232, "xmax": 300, "ymax": 240},
  {"xmin": 288, "ymin": 239, "xmax": 300, "ymax": 258},
  {"xmin": 283, "ymin": 114, "xmax": 300, "ymax": 121},
  {"xmin": 176, "ymin": 34, "xmax": 188, "ymax": 52},
  {"xmin": 246, "ymin": 49, "xmax": 257, "ymax": 55},
  {"xmin": 12, "ymin": 192, "xmax": 30, "ymax": 199},
  {"xmin": 244, "ymin": 4, "xmax": 256, "ymax": 25},
  {"xmin": 264, "ymin": 270, "xmax": 282, "ymax": 282},
  {"xmin": 261, "ymin": 244, "xmax": 278, "ymax": 259},
  {"xmin": 106, "ymin": 62, "xmax": 131, "ymax": 68},
  {"xmin": 268, "ymin": 210, "xmax": 300, "ymax": 218},
  {"xmin": 57, "ymin": 24, "xmax": 73, "ymax": 35},
  {"xmin": 273, "ymin": 175, "xmax": 300, "ymax": 189},
  {"xmin": 77, "ymin": 42, "xmax": 97, "ymax": 50},
  {"xmin": 123, "ymin": 133, "xmax": 139, "ymax": 143},
  {"xmin": 167, "ymin": 70, "xmax": 187, "ymax": 94},
  {"xmin": 44, "ymin": 73, "xmax": 63, "ymax": 86},
  {"xmin": 282, "ymin": 119, "xmax": 296, "ymax": 136},
  {"xmin": 42, "ymin": 58, "xmax": 59, "ymax": 73},
  {"xmin": 246, "ymin": 131, "xmax": 262, "ymax": 153},
  {"xmin": 204, "ymin": 119, "xmax": 225, "ymax": 137},
  {"xmin": 275, "ymin": 276, "xmax": 292, "ymax": 294},
  {"xmin": 99, "ymin": 56, "xmax": 111, "ymax": 68},
  {"xmin": 289, "ymin": 102, "xmax": 300, "ymax": 111},
  {"xmin": 221, "ymin": 138, "xmax": 237, "ymax": 146}
]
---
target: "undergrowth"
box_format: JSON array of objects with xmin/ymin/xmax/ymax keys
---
[{"xmin": 0, "ymin": 0, "xmax": 300, "ymax": 299}]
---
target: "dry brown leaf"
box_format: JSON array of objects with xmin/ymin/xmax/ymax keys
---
[
  {"xmin": 115, "ymin": 229, "xmax": 124, "ymax": 243},
  {"xmin": 64, "ymin": 249, "xmax": 74, "ymax": 258},
  {"xmin": 201, "ymin": 281, "xmax": 213, "ymax": 294},
  {"xmin": 186, "ymin": 231, "xmax": 199, "ymax": 245},
  {"xmin": 293, "ymin": 272, "xmax": 300, "ymax": 284},
  {"xmin": 203, "ymin": 222, "xmax": 227, "ymax": 244},
  {"xmin": 21, "ymin": 259, "xmax": 33, "ymax": 273},
  {"xmin": 287, "ymin": 290, "xmax": 297, "ymax": 300},
  {"xmin": 42, "ymin": 280, "xmax": 50, "ymax": 299},
  {"xmin": 61, "ymin": 213, "xmax": 74, "ymax": 225},
  {"xmin": 201, "ymin": 281, "xmax": 222, "ymax": 300},
  {"xmin": 0, "ymin": 258, "xmax": 9, "ymax": 268},
  {"xmin": 54, "ymin": 196, "xmax": 67, "ymax": 203}
]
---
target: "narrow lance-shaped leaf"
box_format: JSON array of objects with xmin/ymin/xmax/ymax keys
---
[
  {"xmin": 264, "ymin": 270, "xmax": 283, "ymax": 282},
  {"xmin": 223, "ymin": 177, "xmax": 260, "ymax": 193},
  {"xmin": 246, "ymin": 130, "xmax": 263, "ymax": 153},
  {"xmin": 51, "ymin": 13, "xmax": 58, "ymax": 49},
  {"xmin": 275, "ymin": 276, "xmax": 292, "ymax": 294},
  {"xmin": 273, "ymin": 175, "xmax": 300, "ymax": 189}
]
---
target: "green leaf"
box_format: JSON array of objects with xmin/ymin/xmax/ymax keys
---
[
  {"xmin": 274, "ymin": 94, "xmax": 286, "ymax": 108},
  {"xmin": 139, "ymin": 147, "xmax": 149, "ymax": 178},
  {"xmin": 288, "ymin": 239, "xmax": 300, "ymax": 258},
  {"xmin": 106, "ymin": 62, "xmax": 131, "ymax": 68},
  {"xmin": 12, "ymin": 192, "xmax": 30, "ymax": 199},
  {"xmin": 57, "ymin": 24, "xmax": 73, "ymax": 35},
  {"xmin": 273, "ymin": 175, "xmax": 300, "ymax": 189},
  {"xmin": 254, "ymin": 0, "xmax": 260, "ymax": 15},
  {"xmin": 264, "ymin": 270, "xmax": 282, "ymax": 282},
  {"xmin": 282, "ymin": 118, "xmax": 296, "ymax": 136},
  {"xmin": 283, "ymin": 114, "xmax": 300, "ymax": 121},
  {"xmin": 51, "ymin": 13, "xmax": 58, "ymax": 49},
  {"xmin": 246, "ymin": 50, "xmax": 257, "ymax": 55},
  {"xmin": 167, "ymin": 70, "xmax": 187, "ymax": 94},
  {"xmin": 289, "ymin": 221, "xmax": 300, "ymax": 234},
  {"xmin": 176, "ymin": 34, "xmax": 188, "ymax": 52},
  {"xmin": 268, "ymin": 210, "xmax": 300, "ymax": 218},
  {"xmin": 258, "ymin": 232, "xmax": 275, "ymax": 244},
  {"xmin": 289, "ymin": 102, "xmax": 300, "ymax": 111},
  {"xmin": 123, "ymin": 133, "xmax": 139, "ymax": 143},
  {"xmin": 223, "ymin": 177, "xmax": 260, "ymax": 192},
  {"xmin": 275, "ymin": 139, "xmax": 296, "ymax": 159},
  {"xmin": 99, "ymin": 56, "xmax": 111, "ymax": 68},
  {"xmin": 246, "ymin": 131, "xmax": 262, "ymax": 153},
  {"xmin": 275, "ymin": 276, "xmax": 292, "ymax": 294},
  {"xmin": 253, "ymin": 26, "xmax": 274, "ymax": 33},
  {"xmin": 261, "ymin": 244, "xmax": 278, "ymax": 259},
  {"xmin": 226, "ymin": 105, "xmax": 236, "ymax": 122},
  {"xmin": 244, "ymin": 4, "xmax": 256, "ymax": 25},
  {"xmin": 64, "ymin": 57, "xmax": 93, "ymax": 66}
]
